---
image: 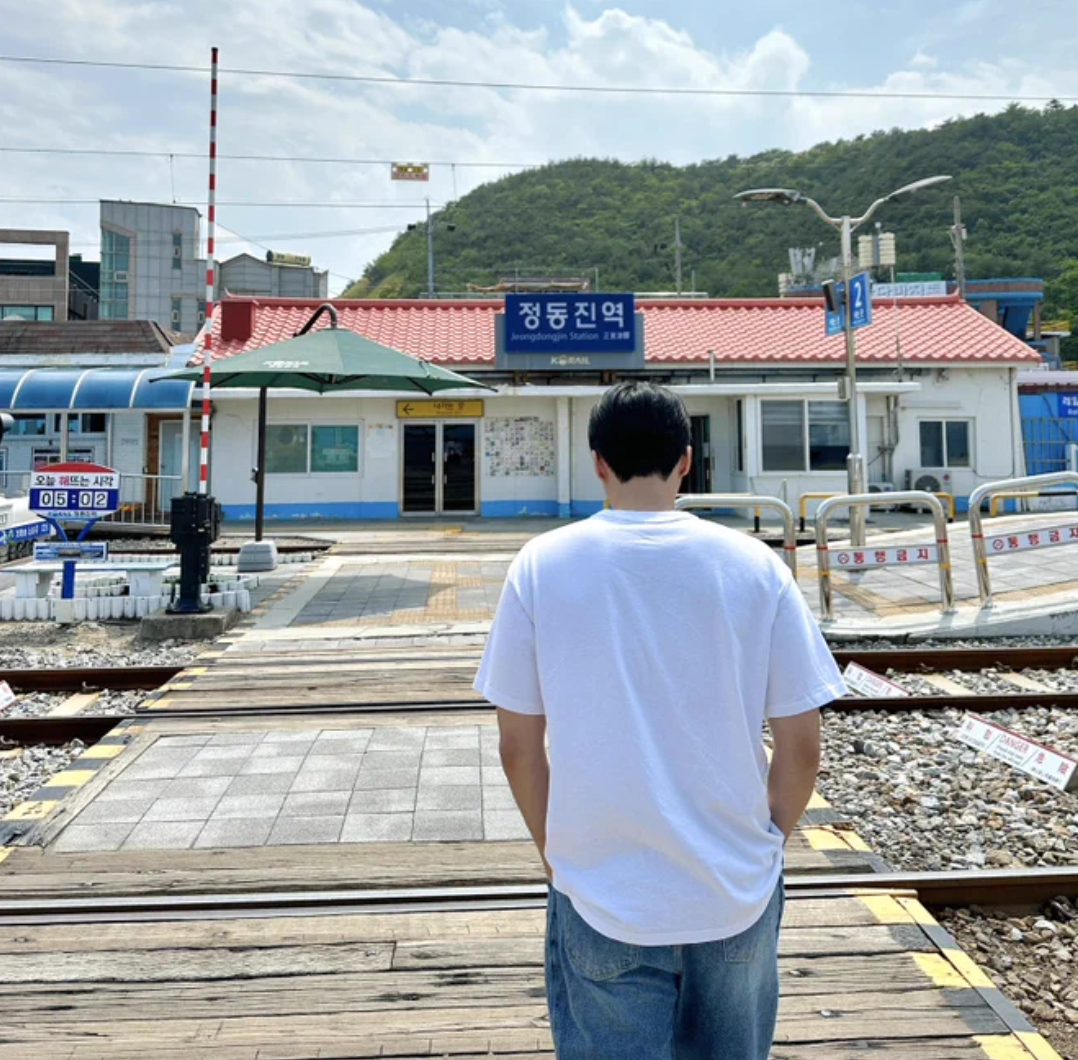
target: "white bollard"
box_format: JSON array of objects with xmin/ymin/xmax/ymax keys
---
[
  {"xmin": 13, "ymin": 599, "xmax": 26, "ymax": 621},
  {"xmin": 237, "ymin": 589, "xmax": 252, "ymax": 612},
  {"xmin": 74, "ymin": 598, "xmax": 89, "ymax": 621},
  {"xmin": 136, "ymin": 597, "xmax": 149, "ymax": 617},
  {"xmin": 0, "ymin": 599, "xmax": 12, "ymax": 621},
  {"xmin": 222, "ymin": 590, "xmax": 237, "ymax": 609},
  {"xmin": 87, "ymin": 598, "xmax": 100, "ymax": 621},
  {"xmin": 149, "ymin": 595, "xmax": 163, "ymax": 613},
  {"xmin": 110, "ymin": 598, "xmax": 125, "ymax": 620},
  {"xmin": 122, "ymin": 596, "xmax": 137, "ymax": 620}
]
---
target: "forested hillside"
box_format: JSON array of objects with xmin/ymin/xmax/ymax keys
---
[{"xmin": 347, "ymin": 104, "xmax": 1078, "ymax": 330}]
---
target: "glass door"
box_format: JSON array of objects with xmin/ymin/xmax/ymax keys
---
[
  {"xmin": 442, "ymin": 423, "xmax": 476, "ymax": 513},
  {"xmin": 402, "ymin": 424, "xmax": 437, "ymax": 514}
]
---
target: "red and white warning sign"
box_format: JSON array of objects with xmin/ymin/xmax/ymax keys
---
[
  {"xmin": 956, "ymin": 712, "xmax": 1077, "ymax": 792},
  {"xmin": 833, "ymin": 545, "xmax": 938, "ymax": 570},
  {"xmin": 985, "ymin": 524, "xmax": 1078, "ymax": 555},
  {"xmin": 842, "ymin": 662, "xmax": 910, "ymax": 699}
]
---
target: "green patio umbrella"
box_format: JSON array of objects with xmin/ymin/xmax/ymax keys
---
[{"xmin": 168, "ymin": 304, "xmax": 492, "ymax": 539}]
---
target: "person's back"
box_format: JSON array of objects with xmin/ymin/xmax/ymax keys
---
[{"xmin": 476, "ymin": 382, "xmax": 844, "ymax": 1060}]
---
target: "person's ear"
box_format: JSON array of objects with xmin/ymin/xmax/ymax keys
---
[
  {"xmin": 677, "ymin": 446, "xmax": 692, "ymax": 481},
  {"xmin": 592, "ymin": 450, "xmax": 610, "ymax": 482}
]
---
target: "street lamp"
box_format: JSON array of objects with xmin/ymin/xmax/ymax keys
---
[
  {"xmin": 734, "ymin": 175, "xmax": 952, "ymax": 546},
  {"xmin": 408, "ymin": 198, "xmax": 457, "ymax": 297}
]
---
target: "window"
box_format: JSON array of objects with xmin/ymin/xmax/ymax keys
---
[
  {"xmin": 919, "ymin": 420, "xmax": 971, "ymax": 468},
  {"xmin": 172, "ymin": 231, "xmax": 183, "ymax": 269},
  {"xmin": 68, "ymin": 413, "xmax": 108, "ymax": 435},
  {"xmin": 761, "ymin": 400, "xmax": 850, "ymax": 472},
  {"xmin": 100, "ymin": 229, "xmax": 131, "ymax": 319},
  {"xmin": 9, "ymin": 415, "xmax": 47, "ymax": 437},
  {"xmin": 0, "ymin": 305, "xmax": 54, "ymax": 321},
  {"xmin": 171, "ymin": 298, "xmax": 182, "ymax": 326},
  {"xmin": 311, "ymin": 426, "xmax": 359, "ymax": 473},
  {"xmin": 265, "ymin": 425, "xmax": 310, "ymax": 474}
]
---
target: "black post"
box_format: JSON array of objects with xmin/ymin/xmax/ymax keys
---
[{"xmin": 255, "ymin": 386, "xmax": 267, "ymax": 542}]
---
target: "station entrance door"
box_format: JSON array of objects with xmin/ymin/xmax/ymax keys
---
[{"xmin": 401, "ymin": 422, "xmax": 477, "ymax": 515}]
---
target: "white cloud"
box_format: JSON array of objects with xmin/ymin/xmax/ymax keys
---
[{"xmin": 0, "ymin": 0, "xmax": 1071, "ymax": 293}]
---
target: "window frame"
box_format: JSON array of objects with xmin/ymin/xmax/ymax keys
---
[
  {"xmin": 918, "ymin": 418, "xmax": 973, "ymax": 469},
  {"xmin": 760, "ymin": 399, "xmax": 852, "ymax": 474},
  {"xmin": 263, "ymin": 422, "xmax": 363, "ymax": 476}
]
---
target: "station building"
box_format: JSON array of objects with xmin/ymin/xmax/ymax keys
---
[{"xmin": 181, "ymin": 293, "xmax": 1041, "ymax": 522}]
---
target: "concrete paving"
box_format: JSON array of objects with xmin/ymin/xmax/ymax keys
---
[{"xmin": 53, "ymin": 724, "xmax": 529, "ymax": 853}]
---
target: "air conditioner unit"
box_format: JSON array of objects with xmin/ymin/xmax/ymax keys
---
[
  {"xmin": 868, "ymin": 482, "xmax": 895, "ymax": 493},
  {"xmin": 906, "ymin": 468, "xmax": 953, "ymax": 494}
]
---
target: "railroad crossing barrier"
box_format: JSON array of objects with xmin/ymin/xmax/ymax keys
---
[
  {"xmin": 969, "ymin": 471, "xmax": 1078, "ymax": 607},
  {"xmin": 814, "ymin": 491, "xmax": 955, "ymax": 621},
  {"xmin": 675, "ymin": 494, "xmax": 798, "ymax": 574}
]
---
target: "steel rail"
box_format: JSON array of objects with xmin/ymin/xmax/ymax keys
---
[
  {"xmin": 0, "ymin": 869, "xmax": 1074, "ymax": 924},
  {"xmin": 0, "ymin": 666, "xmax": 182, "ymax": 693},
  {"xmin": 831, "ymin": 645, "xmax": 1078, "ymax": 672}
]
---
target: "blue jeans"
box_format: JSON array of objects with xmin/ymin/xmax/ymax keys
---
[{"xmin": 545, "ymin": 879, "xmax": 784, "ymax": 1060}]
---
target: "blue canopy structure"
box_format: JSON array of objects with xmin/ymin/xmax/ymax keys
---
[{"xmin": 0, "ymin": 367, "xmax": 194, "ymax": 412}]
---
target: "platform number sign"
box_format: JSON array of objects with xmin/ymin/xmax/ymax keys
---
[
  {"xmin": 824, "ymin": 272, "xmax": 873, "ymax": 336},
  {"xmin": 29, "ymin": 462, "xmax": 121, "ymax": 519}
]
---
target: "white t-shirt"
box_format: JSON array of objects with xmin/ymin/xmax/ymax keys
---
[{"xmin": 474, "ymin": 508, "xmax": 846, "ymax": 946}]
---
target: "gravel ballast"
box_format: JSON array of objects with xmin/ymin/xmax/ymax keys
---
[
  {"xmin": 818, "ymin": 705, "xmax": 1078, "ymax": 871},
  {"xmin": 941, "ymin": 900, "xmax": 1078, "ymax": 1058},
  {"xmin": 0, "ymin": 739, "xmax": 86, "ymax": 818}
]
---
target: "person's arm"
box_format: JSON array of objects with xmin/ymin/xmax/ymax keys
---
[
  {"xmin": 497, "ymin": 708, "xmax": 551, "ymax": 878},
  {"xmin": 767, "ymin": 709, "xmax": 822, "ymax": 839}
]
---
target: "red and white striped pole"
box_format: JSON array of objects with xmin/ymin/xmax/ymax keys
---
[{"xmin": 199, "ymin": 45, "xmax": 218, "ymax": 495}]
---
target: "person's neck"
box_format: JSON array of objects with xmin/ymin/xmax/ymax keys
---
[{"xmin": 605, "ymin": 480, "xmax": 679, "ymax": 512}]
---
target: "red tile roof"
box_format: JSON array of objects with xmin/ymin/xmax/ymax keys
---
[{"xmin": 194, "ymin": 295, "xmax": 1041, "ymax": 368}]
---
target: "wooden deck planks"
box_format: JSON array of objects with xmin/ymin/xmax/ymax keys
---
[{"xmin": 0, "ymin": 895, "xmax": 1012, "ymax": 1059}]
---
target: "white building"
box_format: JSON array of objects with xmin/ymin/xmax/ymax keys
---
[
  {"xmin": 218, "ymin": 253, "xmax": 329, "ymax": 300},
  {"xmin": 186, "ymin": 294, "xmax": 1039, "ymax": 522},
  {"xmin": 99, "ymin": 201, "xmax": 206, "ymax": 335}
]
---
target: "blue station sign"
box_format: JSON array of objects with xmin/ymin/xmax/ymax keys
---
[
  {"xmin": 505, "ymin": 293, "xmax": 637, "ymax": 354},
  {"xmin": 1060, "ymin": 393, "xmax": 1078, "ymax": 419},
  {"xmin": 0, "ymin": 520, "xmax": 54, "ymax": 547}
]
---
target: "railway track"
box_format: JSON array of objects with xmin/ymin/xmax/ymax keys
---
[{"xmin": 0, "ymin": 868, "xmax": 1074, "ymax": 923}]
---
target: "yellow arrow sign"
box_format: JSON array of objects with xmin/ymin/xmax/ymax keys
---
[{"xmin": 396, "ymin": 399, "xmax": 485, "ymax": 419}]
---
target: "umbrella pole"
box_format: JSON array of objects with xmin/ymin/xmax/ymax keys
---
[{"xmin": 255, "ymin": 386, "xmax": 267, "ymax": 542}]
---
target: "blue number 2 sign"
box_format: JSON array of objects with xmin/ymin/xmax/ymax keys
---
[{"xmin": 849, "ymin": 273, "xmax": 873, "ymax": 330}]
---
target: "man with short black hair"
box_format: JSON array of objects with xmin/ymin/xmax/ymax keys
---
[{"xmin": 475, "ymin": 381, "xmax": 844, "ymax": 1059}]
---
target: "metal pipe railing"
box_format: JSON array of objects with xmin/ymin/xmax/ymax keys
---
[
  {"xmin": 968, "ymin": 471, "xmax": 1078, "ymax": 607},
  {"xmin": 815, "ymin": 491, "xmax": 954, "ymax": 621},
  {"xmin": 676, "ymin": 494, "xmax": 798, "ymax": 574}
]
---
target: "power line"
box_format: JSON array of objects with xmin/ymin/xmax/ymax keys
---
[
  {"xmin": 0, "ymin": 198, "xmax": 435, "ymax": 209},
  {"xmin": 0, "ymin": 145, "xmax": 539, "ymax": 169},
  {"xmin": 0, "ymin": 53, "xmax": 1075, "ymax": 103}
]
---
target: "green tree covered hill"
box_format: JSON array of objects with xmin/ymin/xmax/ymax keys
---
[{"xmin": 347, "ymin": 104, "xmax": 1078, "ymax": 326}]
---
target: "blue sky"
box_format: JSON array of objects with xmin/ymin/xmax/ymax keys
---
[{"xmin": 1, "ymin": 0, "xmax": 1076, "ymax": 293}]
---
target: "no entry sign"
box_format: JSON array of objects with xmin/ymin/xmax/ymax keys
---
[{"xmin": 29, "ymin": 463, "xmax": 120, "ymax": 520}]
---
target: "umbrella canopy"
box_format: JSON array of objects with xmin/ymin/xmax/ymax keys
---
[
  {"xmin": 165, "ymin": 304, "xmax": 492, "ymax": 542},
  {"xmin": 171, "ymin": 325, "xmax": 489, "ymax": 394}
]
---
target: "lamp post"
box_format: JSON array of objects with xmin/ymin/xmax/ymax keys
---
[
  {"xmin": 409, "ymin": 199, "xmax": 457, "ymax": 298},
  {"xmin": 733, "ymin": 175, "xmax": 952, "ymax": 546}
]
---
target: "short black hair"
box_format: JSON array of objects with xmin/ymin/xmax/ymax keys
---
[{"xmin": 588, "ymin": 382, "xmax": 691, "ymax": 483}]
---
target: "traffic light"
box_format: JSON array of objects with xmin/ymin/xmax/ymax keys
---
[{"xmin": 0, "ymin": 413, "xmax": 12, "ymax": 442}]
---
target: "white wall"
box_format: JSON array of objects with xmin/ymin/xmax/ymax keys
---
[{"xmin": 211, "ymin": 395, "xmax": 398, "ymax": 518}]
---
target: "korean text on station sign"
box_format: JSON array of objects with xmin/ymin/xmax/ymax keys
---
[
  {"xmin": 1059, "ymin": 393, "xmax": 1078, "ymax": 418},
  {"xmin": 832, "ymin": 544, "xmax": 938, "ymax": 569},
  {"xmin": 504, "ymin": 293, "xmax": 636, "ymax": 354},
  {"xmin": 985, "ymin": 524, "xmax": 1078, "ymax": 555}
]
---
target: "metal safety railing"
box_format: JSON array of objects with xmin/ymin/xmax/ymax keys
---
[
  {"xmin": 799, "ymin": 490, "xmax": 955, "ymax": 532},
  {"xmin": 0, "ymin": 471, "xmax": 31, "ymax": 497},
  {"xmin": 969, "ymin": 471, "xmax": 1078, "ymax": 607},
  {"xmin": 676, "ymin": 494, "xmax": 798, "ymax": 574},
  {"xmin": 815, "ymin": 491, "xmax": 955, "ymax": 621}
]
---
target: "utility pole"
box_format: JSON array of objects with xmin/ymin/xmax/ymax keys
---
[
  {"xmin": 674, "ymin": 217, "xmax": 683, "ymax": 296},
  {"xmin": 839, "ymin": 215, "xmax": 867, "ymax": 547},
  {"xmin": 951, "ymin": 196, "xmax": 967, "ymax": 299},
  {"xmin": 425, "ymin": 198, "xmax": 435, "ymax": 298}
]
